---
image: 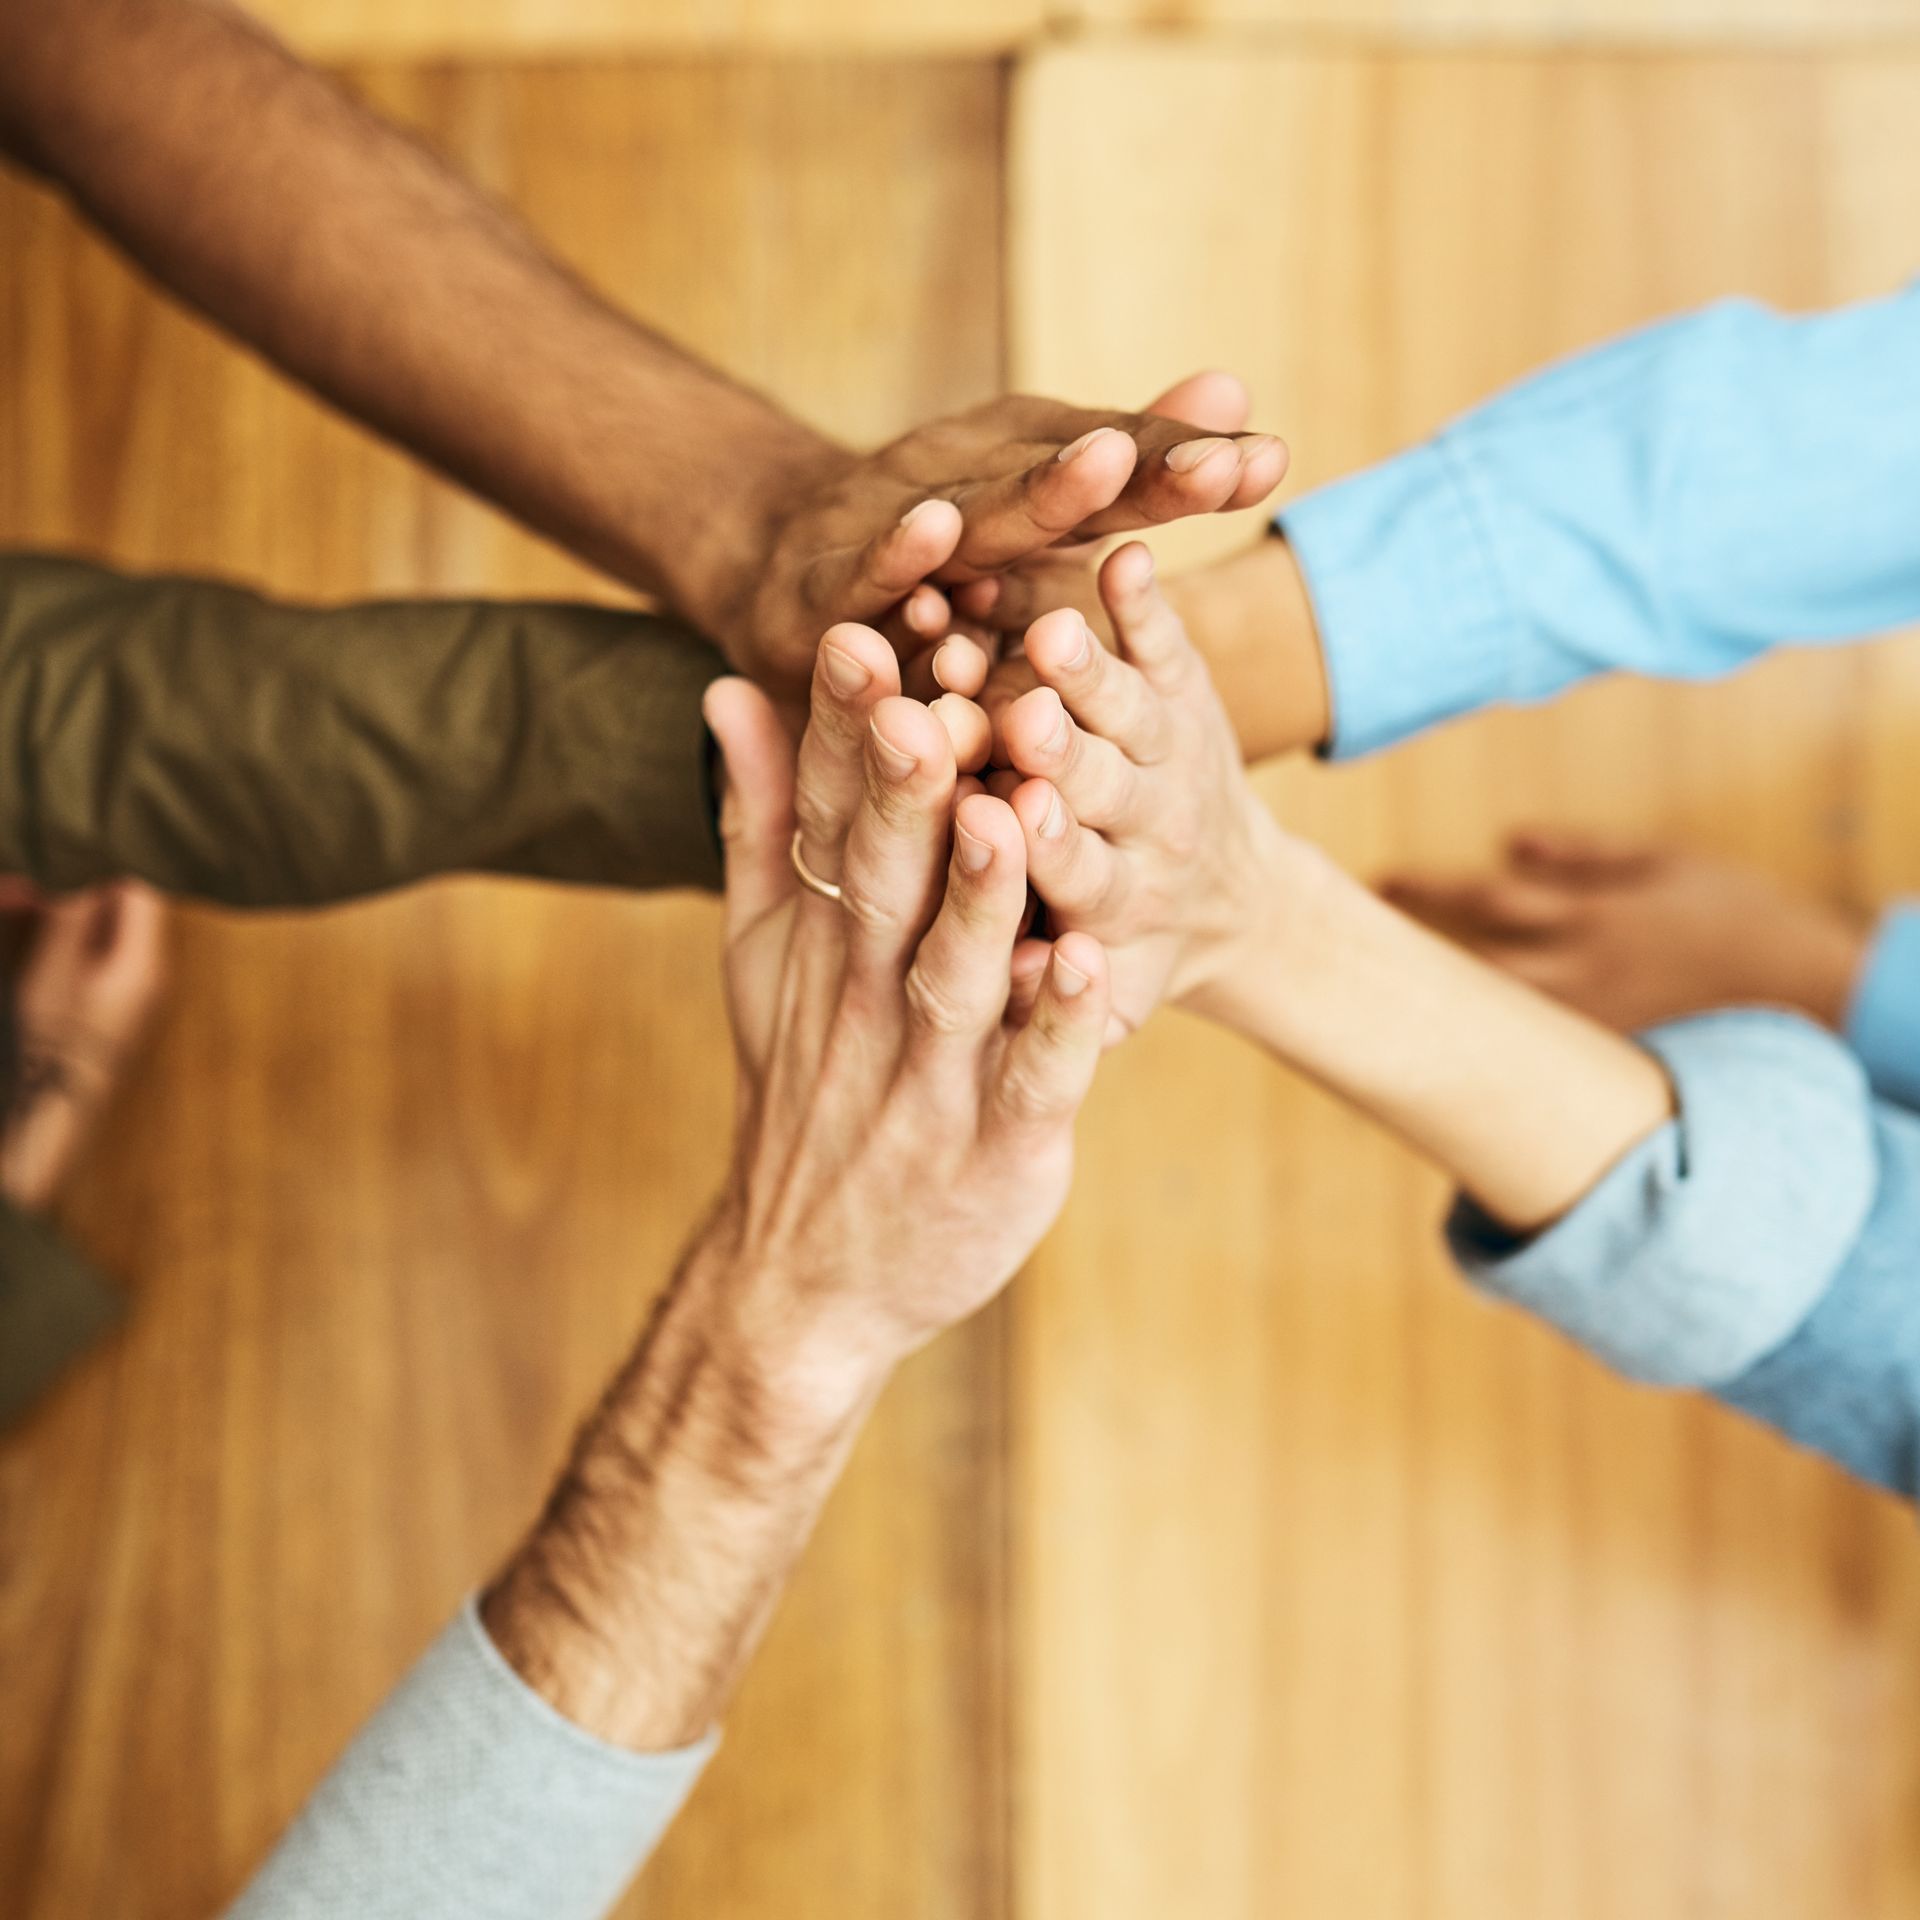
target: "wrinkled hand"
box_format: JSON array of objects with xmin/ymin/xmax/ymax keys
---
[
  {"xmin": 1, "ymin": 881, "xmax": 167, "ymax": 1213},
  {"xmin": 697, "ymin": 621, "xmax": 1113, "ymax": 1382},
  {"xmin": 1381, "ymin": 832, "xmax": 1870, "ymax": 1036},
  {"xmin": 714, "ymin": 376, "xmax": 1287, "ymax": 696},
  {"xmin": 935, "ymin": 542, "xmax": 1287, "ymax": 1039}
]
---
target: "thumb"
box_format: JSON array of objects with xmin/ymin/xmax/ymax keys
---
[{"xmin": 703, "ymin": 677, "xmax": 798, "ymax": 940}]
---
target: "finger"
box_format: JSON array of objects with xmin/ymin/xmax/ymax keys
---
[
  {"xmin": 84, "ymin": 883, "xmax": 168, "ymax": 1035},
  {"xmin": 989, "ymin": 930, "xmax": 1111, "ymax": 1132},
  {"xmin": 945, "ymin": 427, "xmax": 1141, "ymax": 576},
  {"xmin": 1005, "ymin": 937, "xmax": 1052, "ymax": 1027},
  {"xmin": 1021, "ymin": 607, "xmax": 1170, "ymax": 765},
  {"xmin": 900, "ymin": 582, "xmax": 952, "ymax": 641},
  {"xmin": 837, "ymin": 696, "xmax": 959, "ymax": 988},
  {"xmin": 931, "ymin": 634, "xmax": 991, "ymax": 700},
  {"xmin": 1000, "ymin": 687, "xmax": 1139, "ymax": 833},
  {"xmin": 1098, "ymin": 541, "xmax": 1200, "ymax": 694},
  {"xmin": 1221, "ymin": 434, "xmax": 1292, "ymax": 512},
  {"xmin": 793, "ymin": 623, "xmax": 903, "ymax": 884},
  {"xmin": 900, "ymin": 648, "xmax": 944, "ymax": 704},
  {"xmin": 1069, "ymin": 427, "xmax": 1288, "ymax": 539},
  {"xmin": 982, "ymin": 653, "xmax": 1042, "ymax": 758},
  {"xmin": 902, "ymin": 794, "xmax": 1029, "ymax": 1057},
  {"xmin": 1508, "ymin": 826, "xmax": 1663, "ymax": 887},
  {"xmin": 1144, "ymin": 369, "xmax": 1252, "ymax": 434},
  {"xmin": 16, "ymin": 896, "xmax": 100, "ymax": 1030},
  {"xmin": 929, "ymin": 692, "xmax": 992, "ymax": 774},
  {"xmin": 706, "ymin": 677, "xmax": 801, "ymax": 939},
  {"xmin": 804, "ymin": 498, "xmax": 965, "ymax": 624},
  {"xmin": 1009, "ymin": 777, "xmax": 1123, "ymax": 920}
]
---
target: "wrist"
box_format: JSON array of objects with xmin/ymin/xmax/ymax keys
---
[
  {"xmin": 1174, "ymin": 819, "xmax": 1344, "ymax": 1040},
  {"xmin": 650, "ymin": 1209, "xmax": 895, "ymax": 1461},
  {"xmin": 669, "ymin": 408, "xmax": 851, "ymax": 650},
  {"xmin": 1170, "ymin": 532, "xmax": 1330, "ymax": 764}
]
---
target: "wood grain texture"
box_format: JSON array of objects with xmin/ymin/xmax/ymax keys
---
[
  {"xmin": 1012, "ymin": 44, "xmax": 1920, "ymax": 1920},
  {"xmin": 1070, "ymin": 0, "xmax": 1920, "ymax": 44},
  {"xmin": 0, "ymin": 59, "xmax": 1010, "ymax": 1920},
  {"xmin": 246, "ymin": 0, "xmax": 1044, "ymax": 60},
  {"xmin": 244, "ymin": 0, "xmax": 1920, "ymax": 62}
]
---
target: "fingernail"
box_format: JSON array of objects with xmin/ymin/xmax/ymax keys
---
[
  {"xmin": 1040, "ymin": 788, "xmax": 1065, "ymax": 838},
  {"xmin": 1060, "ymin": 621, "xmax": 1092, "ymax": 672},
  {"xmin": 870, "ymin": 721, "xmax": 919, "ymax": 781},
  {"xmin": 1057, "ymin": 427, "xmax": 1113, "ymax": 464},
  {"xmin": 899, "ymin": 499, "xmax": 944, "ymax": 530},
  {"xmin": 1164, "ymin": 436, "xmax": 1231, "ymax": 474},
  {"xmin": 955, "ymin": 820, "xmax": 994, "ymax": 872},
  {"xmin": 822, "ymin": 644, "xmax": 872, "ymax": 697},
  {"xmin": 1043, "ymin": 699, "xmax": 1071, "ymax": 754},
  {"xmin": 1051, "ymin": 953, "xmax": 1091, "ymax": 996},
  {"xmin": 1240, "ymin": 433, "xmax": 1283, "ymax": 462}
]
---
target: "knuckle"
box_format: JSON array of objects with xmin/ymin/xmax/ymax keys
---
[
  {"xmin": 792, "ymin": 783, "xmax": 841, "ymax": 849},
  {"xmin": 836, "ymin": 873, "xmax": 899, "ymax": 939},
  {"xmin": 904, "ymin": 963, "xmax": 979, "ymax": 1038},
  {"xmin": 995, "ymin": 1062, "xmax": 1059, "ymax": 1127}
]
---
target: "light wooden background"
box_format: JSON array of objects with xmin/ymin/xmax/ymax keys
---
[{"xmin": 2, "ymin": 13, "xmax": 1917, "ymax": 1920}]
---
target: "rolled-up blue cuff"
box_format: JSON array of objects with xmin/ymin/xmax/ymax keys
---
[
  {"xmin": 1845, "ymin": 903, "xmax": 1920, "ymax": 1113},
  {"xmin": 1449, "ymin": 1011, "xmax": 1877, "ymax": 1388},
  {"xmin": 1278, "ymin": 441, "xmax": 1516, "ymax": 760}
]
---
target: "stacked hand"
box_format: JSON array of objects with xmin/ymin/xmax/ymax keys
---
[
  {"xmin": 693, "ymin": 619, "xmax": 1118, "ymax": 1397},
  {"xmin": 716, "ymin": 374, "xmax": 1288, "ymax": 696},
  {"xmin": 920, "ymin": 540, "xmax": 1290, "ymax": 1041}
]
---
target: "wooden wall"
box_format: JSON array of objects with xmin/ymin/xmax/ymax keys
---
[{"xmin": 2, "ymin": 13, "xmax": 1917, "ymax": 1920}]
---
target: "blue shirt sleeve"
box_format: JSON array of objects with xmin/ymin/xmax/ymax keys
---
[
  {"xmin": 1846, "ymin": 903, "xmax": 1920, "ymax": 1115},
  {"xmin": 1450, "ymin": 1011, "xmax": 1920, "ymax": 1499},
  {"xmin": 1281, "ymin": 286, "xmax": 1920, "ymax": 758}
]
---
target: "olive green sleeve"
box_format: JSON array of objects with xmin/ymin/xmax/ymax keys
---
[
  {"xmin": 0, "ymin": 552, "xmax": 726, "ymax": 908},
  {"xmin": 0, "ymin": 1197, "xmax": 122, "ymax": 1428}
]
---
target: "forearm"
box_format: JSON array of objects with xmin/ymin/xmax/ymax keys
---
[
  {"xmin": 1192, "ymin": 833, "xmax": 1674, "ymax": 1233},
  {"xmin": 0, "ymin": 0, "xmax": 830, "ymax": 631},
  {"xmin": 0, "ymin": 553, "xmax": 725, "ymax": 905},
  {"xmin": 482, "ymin": 1224, "xmax": 892, "ymax": 1751},
  {"xmin": 1198, "ymin": 289, "xmax": 1920, "ymax": 762},
  {"xmin": 1170, "ymin": 533, "xmax": 1329, "ymax": 762}
]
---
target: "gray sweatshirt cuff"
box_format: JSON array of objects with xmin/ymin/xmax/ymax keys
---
[
  {"xmin": 1449, "ymin": 1011, "xmax": 1878, "ymax": 1388},
  {"xmin": 225, "ymin": 1597, "xmax": 717, "ymax": 1920}
]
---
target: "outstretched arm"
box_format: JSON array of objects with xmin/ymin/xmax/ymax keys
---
[
  {"xmin": 967, "ymin": 550, "xmax": 1920, "ymax": 1498},
  {"xmin": 224, "ymin": 629, "xmax": 1109, "ymax": 1915},
  {"xmin": 0, "ymin": 0, "xmax": 1284, "ymax": 690},
  {"xmin": 0, "ymin": 553, "xmax": 728, "ymax": 906},
  {"xmin": 968, "ymin": 287, "xmax": 1920, "ymax": 762}
]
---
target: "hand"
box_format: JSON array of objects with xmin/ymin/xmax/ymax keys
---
[
  {"xmin": 696, "ymin": 620, "xmax": 1115, "ymax": 1392},
  {"xmin": 1, "ymin": 881, "xmax": 167, "ymax": 1213},
  {"xmin": 935, "ymin": 541, "xmax": 1288, "ymax": 1039},
  {"xmin": 709, "ymin": 376, "xmax": 1288, "ymax": 696},
  {"xmin": 1381, "ymin": 832, "xmax": 1871, "ymax": 1036},
  {"xmin": 479, "ymin": 634, "xmax": 1111, "ymax": 1754},
  {"xmin": 952, "ymin": 529, "xmax": 1331, "ymax": 765}
]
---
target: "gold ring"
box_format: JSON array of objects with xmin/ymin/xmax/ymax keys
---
[{"xmin": 789, "ymin": 829, "xmax": 843, "ymax": 902}]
